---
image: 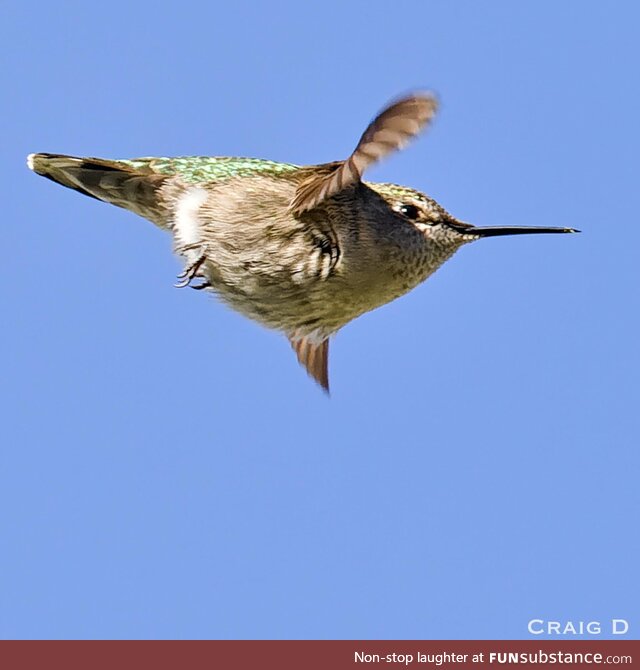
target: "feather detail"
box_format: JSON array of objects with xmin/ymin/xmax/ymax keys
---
[
  {"xmin": 290, "ymin": 92, "xmax": 439, "ymax": 215},
  {"xmin": 289, "ymin": 336, "xmax": 330, "ymax": 393},
  {"xmin": 27, "ymin": 153, "xmax": 167, "ymax": 224}
]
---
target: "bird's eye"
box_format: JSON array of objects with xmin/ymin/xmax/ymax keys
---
[{"xmin": 398, "ymin": 204, "xmax": 420, "ymax": 220}]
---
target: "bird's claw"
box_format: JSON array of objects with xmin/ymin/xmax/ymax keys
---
[{"xmin": 174, "ymin": 247, "xmax": 208, "ymax": 289}]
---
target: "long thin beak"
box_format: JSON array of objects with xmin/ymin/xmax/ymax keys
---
[{"xmin": 458, "ymin": 225, "xmax": 580, "ymax": 238}]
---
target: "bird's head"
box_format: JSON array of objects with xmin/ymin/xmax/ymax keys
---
[{"xmin": 370, "ymin": 182, "xmax": 578, "ymax": 244}]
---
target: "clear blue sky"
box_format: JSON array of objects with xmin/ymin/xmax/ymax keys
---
[{"xmin": 1, "ymin": 1, "xmax": 638, "ymax": 640}]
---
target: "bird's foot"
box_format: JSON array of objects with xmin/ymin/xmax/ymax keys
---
[
  {"xmin": 189, "ymin": 281, "xmax": 211, "ymax": 291},
  {"xmin": 175, "ymin": 246, "xmax": 208, "ymax": 289}
]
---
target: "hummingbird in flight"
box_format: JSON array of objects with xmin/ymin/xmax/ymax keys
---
[{"xmin": 28, "ymin": 92, "xmax": 577, "ymax": 392}]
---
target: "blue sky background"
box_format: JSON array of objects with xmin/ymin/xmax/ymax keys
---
[{"xmin": 1, "ymin": 1, "xmax": 638, "ymax": 640}]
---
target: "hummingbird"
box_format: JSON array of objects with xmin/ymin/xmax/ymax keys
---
[{"xmin": 28, "ymin": 92, "xmax": 577, "ymax": 392}]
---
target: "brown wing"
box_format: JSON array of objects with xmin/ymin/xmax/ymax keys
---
[
  {"xmin": 290, "ymin": 92, "xmax": 439, "ymax": 215},
  {"xmin": 289, "ymin": 336, "xmax": 330, "ymax": 393}
]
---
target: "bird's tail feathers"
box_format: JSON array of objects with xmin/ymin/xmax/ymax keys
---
[{"xmin": 27, "ymin": 153, "xmax": 168, "ymax": 225}]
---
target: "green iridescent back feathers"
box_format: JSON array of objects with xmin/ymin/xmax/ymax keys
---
[{"xmin": 120, "ymin": 156, "xmax": 300, "ymax": 184}]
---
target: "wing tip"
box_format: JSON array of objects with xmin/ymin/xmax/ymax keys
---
[
  {"xmin": 383, "ymin": 89, "xmax": 440, "ymax": 115},
  {"xmin": 289, "ymin": 89, "xmax": 440, "ymax": 214},
  {"xmin": 289, "ymin": 336, "xmax": 331, "ymax": 394}
]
